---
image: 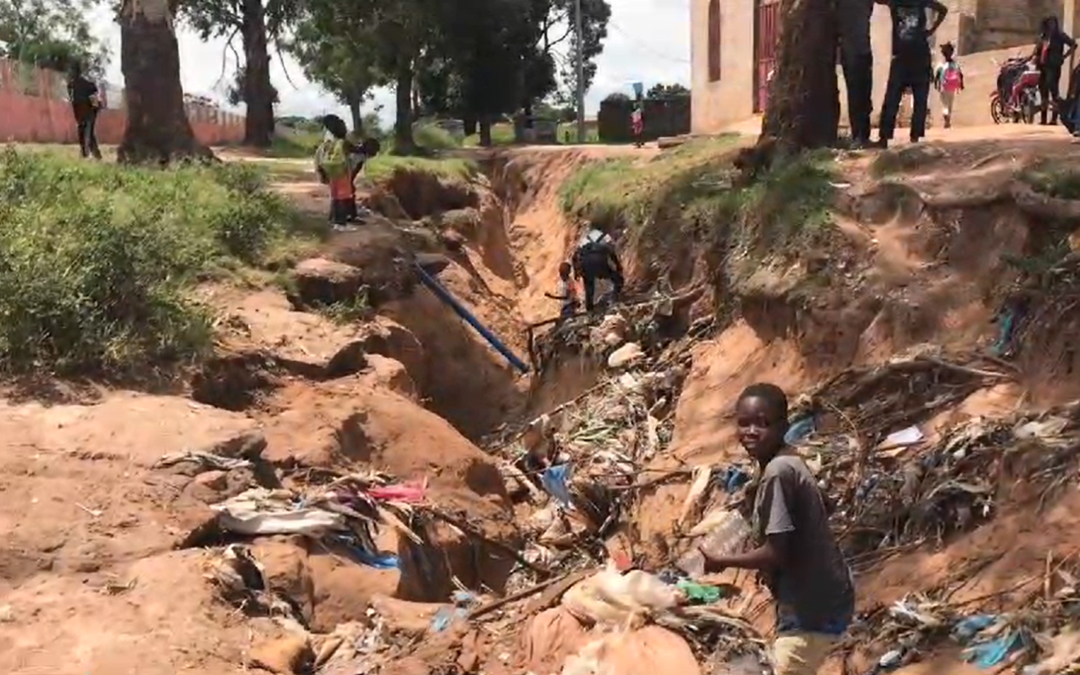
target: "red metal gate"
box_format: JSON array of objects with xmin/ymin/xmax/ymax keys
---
[{"xmin": 754, "ymin": 0, "xmax": 781, "ymax": 113}]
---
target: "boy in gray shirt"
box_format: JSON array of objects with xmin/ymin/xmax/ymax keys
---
[{"xmin": 699, "ymin": 383, "xmax": 854, "ymax": 675}]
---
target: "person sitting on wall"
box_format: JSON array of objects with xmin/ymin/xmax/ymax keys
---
[{"xmin": 67, "ymin": 63, "xmax": 102, "ymax": 160}]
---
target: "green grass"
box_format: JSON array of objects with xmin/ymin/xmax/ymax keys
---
[
  {"xmin": 364, "ymin": 155, "xmax": 478, "ymax": 185},
  {"xmin": 1021, "ymin": 162, "xmax": 1080, "ymax": 200},
  {"xmin": 0, "ymin": 147, "xmax": 319, "ymax": 376},
  {"xmin": 267, "ymin": 132, "xmax": 323, "ymax": 158},
  {"xmin": 559, "ymin": 136, "xmax": 840, "ymax": 292}
]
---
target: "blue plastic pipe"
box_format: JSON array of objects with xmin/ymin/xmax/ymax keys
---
[{"xmin": 413, "ymin": 261, "xmax": 530, "ymax": 373}]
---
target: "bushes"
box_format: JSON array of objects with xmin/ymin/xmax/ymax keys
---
[{"xmin": 0, "ymin": 148, "xmax": 295, "ymax": 375}]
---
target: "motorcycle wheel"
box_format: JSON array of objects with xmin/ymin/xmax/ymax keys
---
[
  {"xmin": 990, "ymin": 96, "xmax": 1006, "ymax": 124},
  {"xmin": 1021, "ymin": 98, "xmax": 1037, "ymax": 124}
]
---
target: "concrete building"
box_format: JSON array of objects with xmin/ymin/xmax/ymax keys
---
[{"xmin": 691, "ymin": 0, "xmax": 1080, "ymax": 134}]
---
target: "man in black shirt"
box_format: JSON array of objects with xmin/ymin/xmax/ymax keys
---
[
  {"xmin": 67, "ymin": 63, "xmax": 102, "ymax": 160},
  {"xmin": 875, "ymin": 0, "xmax": 948, "ymax": 148},
  {"xmin": 838, "ymin": 0, "xmax": 875, "ymax": 147}
]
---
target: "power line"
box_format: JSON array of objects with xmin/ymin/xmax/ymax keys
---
[{"xmin": 607, "ymin": 20, "xmax": 691, "ymax": 64}]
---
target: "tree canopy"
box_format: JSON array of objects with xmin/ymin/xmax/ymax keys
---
[
  {"xmin": 287, "ymin": 0, "xmax": 610, "ymax": 149},
  {"xmin": 0, "ymin": 0, "xmax": 108, "ymax": 76}
]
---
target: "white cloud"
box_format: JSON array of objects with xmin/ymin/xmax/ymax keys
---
[{"xmin": 88, "ymin": 0, "xmax": 689, "ymax": 126}]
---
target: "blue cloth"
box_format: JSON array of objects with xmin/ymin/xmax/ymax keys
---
[
  {"xmin": 785, "ymin": 414, "xmax": 817, "ymax": 445},
  {"xmin": 541, "ymin": 463, "xmax": 574, "ymax": 508},
  {"xmin": 953, "ymin": 615, "xmax": 997, "ymax": 641},
  {"xmin": 991, "ymin": 307, "xmax": 1016, "ymax": 356},
  {"xmin": 963, "ymin": 631, "xmax": 1022, "ymax": 669},
  {"xmin": 717, "ymin": 466, "xmax": 751, "ymax": 493},
  {"xmin": 331, "ymin": 537, "xmax": 399, "ymax": 570}
]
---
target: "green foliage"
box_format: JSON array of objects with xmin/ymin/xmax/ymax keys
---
[
  {"xmin": 1021, "ymin": 163, "xmax": 1080, "ymax": 200},
  {"xmin": 560, "ymin": 139, "xmax": 839, "ymax": 291},
  {"xmin": 646, "ymin": 83, "xmax": 690, "ymax": 99},
  {"xmin": 286, "ymin": 3, "xmax": 384, "ymax": 113},
  {"xmin": 0, "ymin": 0, "xmax": 108, "ymax": 75},
  {"xmin": 0, "ymin": 148, "xmax": 300, "ymax": 375},
  {"xmin": 364, "ymin": 155, "xmax": 478, "ymax": 185},
  {"xmin": 413, "ymin": 123, "xmax": 461, "ymax": 151}
]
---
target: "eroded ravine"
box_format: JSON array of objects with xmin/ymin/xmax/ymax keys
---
[{"xmin": 2, "ymin": 139, "xmax": 1080, "ymax": 675}]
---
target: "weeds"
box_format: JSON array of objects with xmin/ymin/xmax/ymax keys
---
[
  {"xmin": 1021, "ymin": 163, "xmax": 1080, "ymax": 200},
  {"xmin": 365, "ymin": 155, "xmax": 478, "ymax": 186},
  {"xmin": 559, "ymin": 138, "xmax": 839, "ymax": 293},
  {"xmin": 0, "ymin": 148, "xmax": 304, "ymax": 376}
]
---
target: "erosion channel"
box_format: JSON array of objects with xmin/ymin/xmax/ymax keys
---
[{"xmin": 3, "ymin": 138, "xmax": 1080, "ymax": 675}]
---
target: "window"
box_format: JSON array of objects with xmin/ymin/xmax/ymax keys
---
[{"xmin": 708, "ymin": 0, "xmax": 721, "ymax": 81}]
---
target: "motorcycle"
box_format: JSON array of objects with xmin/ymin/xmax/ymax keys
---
[{"xmin": 990, "ymin": 56, "xmax": 1041, "ymax": 125}]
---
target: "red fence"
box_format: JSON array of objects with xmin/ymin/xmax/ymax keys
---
[{"xmin": 0, "ymin": 59, "xmax": 245, "ymax": 146}]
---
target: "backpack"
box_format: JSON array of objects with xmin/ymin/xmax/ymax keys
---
[
  {"xmin": 315, "ymin": 138, "xmax": 349, "ymax": 180},
  {"xmin": 942, "ymin": 62, "xmax": 963, "ymax": 92}
]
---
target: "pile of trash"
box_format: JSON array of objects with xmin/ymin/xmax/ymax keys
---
[
  {"xmin": 207, "ymin": 472, "xmax": 431, "ymax": 571},
  {"xmin": 509, "ymin": 562, "xmax": 765, "ymax": 675},
  {"xmin": 849, "ymin": 580, "xmax": 1080, "ymax": 675},
  {"xmin": 495, "ymin": 343, "xmax": 689, "ymax": 585},
  {"xmin": 526, "ymin": 283, "xmax": 702, "ymax": 374}
]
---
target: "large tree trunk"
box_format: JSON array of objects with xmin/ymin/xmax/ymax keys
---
[
  {"xmin": 761, "ymin": 0, "xmax": 840, "ymax": 151},
  {"xmin": 346, "ymin": 95, "xmax": 363, "ymax": 135},
  {"xmin": 117, "ymin": 0, "xmax": 212, "ymax": 164},
  {"xmin": 241, "ymin": 0, "xmax": 274, "ymax": 147},
  {"xmin": 393, "ymin": 63, "xmax": 415, "ymax": 154},
  {"xmin": 478, "ymin": 117, "xmax": 493, "ymax": 147}
]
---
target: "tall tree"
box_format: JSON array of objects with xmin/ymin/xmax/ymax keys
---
[
  {"xmin": 761, "ymin": 0, "xmax": 839, "ymax": 151},
  {"xmin": 0, "ymin": 0, "xmax": 108, "ymax": 75},
  {"xmin": 287, "ymin": 8, "xmax": 383, "ymax": 133},
  {"xmin": 180, "ymin": 0, "xmax": 296, "ymax": 146},
  {"xmin": 646, "ymin": 83, "xmax": 690, "ymax": 99},
  {"xmin": 117, "ymin": 0, "xmax": 211, "ymax": 164},
  {"xmin": 428, "ymin": 0, "xmax": 535, "ymax": 145},
  {"xmin": 526, "ymin": 0, "xmax": 610, "ymax": 109},
  {"xmin": 291, "ymin": 0, "xmax": 434, "ymax": 153}
]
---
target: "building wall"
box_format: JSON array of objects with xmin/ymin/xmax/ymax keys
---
[
  {"xmin": 690, "ymin": 0, "xmax": 756, "ymax": 134},
  {"xmin": 0, "ymin": 59, "xmax": 245, "ymax": 146}
]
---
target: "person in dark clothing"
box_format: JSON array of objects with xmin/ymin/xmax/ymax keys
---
[
  {"xmin": 572, "ymin": 228, "xmax": 624, "ymax": 312},
  {"xmin": 67, "ymin": 64, "xmax": 102, "ymax": 160},
  {"xmin": 838, "ymin": 0, "xmax": 876, "ymax": 147},
  {"xmin": 875, "ymin": 0, "xmax": 948, "ymax": 148},
  {"xmin": 699, "ymin": 383, "xmax": 854, "ymax": 675},
  {"xmin": 1033, "ymin": 16, "xmax": 1076, "ymax": 125}
]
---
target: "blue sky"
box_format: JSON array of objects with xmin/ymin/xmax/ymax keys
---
[{"xmin": 89, "ymin": 0, "xmax": 690, "ymax": 125}]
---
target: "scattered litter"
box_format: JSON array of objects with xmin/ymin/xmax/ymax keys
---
[
  {"xmin": 154, "ymin": 450, "xmax": 252, "ymax": 472},
  {"xmin": 607, "ymin": 342, "xmax": 644, "ymax": 369}
]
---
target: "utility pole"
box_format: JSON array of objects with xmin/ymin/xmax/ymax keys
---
[{"xmin": 574, "ymin": 0, "xmax": 586, "ymax": 144}]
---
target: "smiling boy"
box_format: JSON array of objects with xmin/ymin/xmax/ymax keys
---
[{"xmin": 700, "ymin": 383, "xmax": 854, "ymax": 675}]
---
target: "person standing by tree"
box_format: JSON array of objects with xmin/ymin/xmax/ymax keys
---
[
  {"xmin": 699, "ymin": 383, "xmax": 854, "ymax": 675},
  {"xmin": 67, "ymin": 63, "xmax": 102, "ymax": 160},
  {"xmin": 875, "ymin": 0, "xmax": 948, "ymax": 148},
  {"xmin": 837, "ymin": 0, "xmax": 876, "ymax": 147},
  {"xmin": 1033, "ymin": 16, "xmax": 1076, "ymax": 125}
]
